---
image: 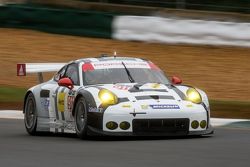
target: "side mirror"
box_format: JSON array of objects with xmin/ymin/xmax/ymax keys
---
[
  {"xmin": 172, "ymin": 76, "xmax": 182, "ymax": 84},
  {"xmin": 58, "ymin": 77, "xmax": 74, "ymax": 89}
]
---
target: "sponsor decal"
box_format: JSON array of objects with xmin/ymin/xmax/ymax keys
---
[
  {"xmin": 89, "ymin": 107, "xmax": 103, "ymax": 113},
  {"xmin": 148, "ymin": 62, "xmax": 160, "ymax": 71},
  {"xmin": 130, "ymin": 109, "xmax": 147, "ymax": 117},
  {"xmin": 122, "ymin": 104, "xmax": 131, "ymax": 108},
  {"xmin": 58, "ymin": 92, "xmax": 65, "ymax": 112},
  {"xmin": 67, "ymin": 96, "xmax": 75, "ymax": 112},
  {"xmin": 41, "ymin": 98, "xmax": 49, "ymax": 112},
  {"xmin": 92, "ymin": 61, "xmax": 150, "ymax": 69},
  {"xmin": 113, "ymin": 84, "xmax": 132, "ymax": 90},
  {"xmin": 82, "ymin": 63, "xmax": 94, "ymax": 72},
  {"xmin": 141, "ymin": 105, "xmax": 149, "ymax": 109},
  {"xmin": 67, "ymin": 90, "xmax": 76, "ymax": 112},
  {"xmin": 17, "ymin": 64, "xmax": 26, "ymax": 76},
  {"xmin": 60, "ymin": 122, "xmax": 75, "ymax": 131},
  {"xmin": 149, "ymin": 104, "xmax": 180, "ymax": 109},
  {"xmin": 186, "ymin": 104, "xmax": 193, "ymax": 108},
  {"xmin": 151, "ymin": 83, "xmax": 161, "ymax": 89},
  {"xmin": 68, "ymin": 90, "xmax": 76, "ymax": 96}
]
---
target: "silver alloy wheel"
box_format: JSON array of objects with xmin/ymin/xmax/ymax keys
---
[
  {"xmin": 25, "ymin": 98, "xmax": 35, "ymax": 129},
  {"xmin": 76, "ymin": 101, "xmax": 85, "ymax": 132}
]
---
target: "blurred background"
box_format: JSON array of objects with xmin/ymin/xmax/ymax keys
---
[{"xmin": 0, "ymin": 0, "xmax": 249, "ymax": 118}]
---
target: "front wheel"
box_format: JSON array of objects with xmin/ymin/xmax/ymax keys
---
[
  {"xmin": 24, "ymin": 93, "xmax": 37, "ymax": 135},
  {"xmin": 74, "ymin": 97, "xmax": 88, "ymax": 139}
]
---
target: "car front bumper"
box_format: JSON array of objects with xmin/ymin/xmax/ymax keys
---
[{"xmin": 87, "ymin": 124, "xmax": 214, "ymax": 137}]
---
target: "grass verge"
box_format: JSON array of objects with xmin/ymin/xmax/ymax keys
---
[
  {"xmin": 210, "ymin": 100, "xmax": 250, "ymax": 119},
  {"xmin": 0, "ymin": 87, "xmax": 26, "ymax": 102},
  {"xmin": 0, "ymin": 87, "xmax": 249, "ymax": 119}
]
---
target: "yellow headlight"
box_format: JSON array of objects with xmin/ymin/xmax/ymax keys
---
[
  {"xmin": 98, "ymin": 89, "xmax": 118, "ymax": 107},
  {"xmin": 186, "ymin": 88, "xmax": 202, "ymax": 104}
]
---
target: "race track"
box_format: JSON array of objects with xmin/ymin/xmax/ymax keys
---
[{"xmin": 0, "ymin": 118, "xmax": 250, "ymax": 167}]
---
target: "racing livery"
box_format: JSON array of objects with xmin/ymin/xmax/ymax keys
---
[{"xmin": 18, "ymin": 56, "xmax": 213, "ymax": 139}]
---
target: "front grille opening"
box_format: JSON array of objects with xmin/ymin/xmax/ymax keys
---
[{"xmin": 132, "ymin": 118, "xmax": 189, "ymax": 135}]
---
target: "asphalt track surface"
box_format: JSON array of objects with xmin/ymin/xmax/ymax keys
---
[{"xmin": 0, "ymin": 119, "xmax": 250, "ymax": 167}]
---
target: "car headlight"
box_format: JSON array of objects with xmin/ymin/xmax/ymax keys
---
[
  {"xmin": 186, "ymin": 88, "xmax": 202, "ymax": 104},
  {"xmin": 98, "ymin": 89, "xmax": 118, "ymax": 107}
]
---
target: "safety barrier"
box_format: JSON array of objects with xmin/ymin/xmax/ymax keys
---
[
  {"xmin": 0, "ymin": 5, "xmax": 113, "ymax": 38},
  {"xmin": 1, "ymin": 5, "xmax": 249, "ymax": 47},
  {"xmin": 112, "ymin": 16, "xmax": 250, "ymax": 47},
  {"xmin": 79, "ymin": 0, "xmax": 250, "ymax": 14}
]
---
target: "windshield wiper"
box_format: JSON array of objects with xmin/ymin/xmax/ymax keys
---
[{"xmin": 121, "ymin": 62, "xmax": 135, "ymax": 83}]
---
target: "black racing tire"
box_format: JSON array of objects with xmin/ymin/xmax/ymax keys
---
[
  {"xmin": 24, "ymin": 93, "xmax": 38, "ymax": 135},
  {"xmin": 74, "ymin": 97, "xmax": 88, "ymax": 139}
]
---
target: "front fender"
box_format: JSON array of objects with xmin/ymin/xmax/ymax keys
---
[
  {"xmin": 197, "ymin": 88, "xmax": 210, "ymax": 109},
  {"xmin": 73, "ymin": 89, "xmax": 104, "ymax": 130},
  {"xmin": 72, "ymin": 89, "xmax": 97, "ymax": 116}
]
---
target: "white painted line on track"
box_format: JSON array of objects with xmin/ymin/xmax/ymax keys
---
[
  {"xmin": 0, "ymin": 110, "xmax": 250, "ymax": 127},
  {"xmin": 0, "ymin": 110, "xmax": 23, "ymax": 119},
  {"xmin": 211, "ymin": 118, "xmax": 250, "ymax": 127}
]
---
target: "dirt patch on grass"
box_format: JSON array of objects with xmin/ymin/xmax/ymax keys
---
[{"xmin": 0, "ymin": 28, "xmax": 250, "ymax": 101}]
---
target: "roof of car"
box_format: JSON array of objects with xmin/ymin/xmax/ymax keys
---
[{"xmin": 75, "ymin": 55, "xmax": 147, "ymax": 63}]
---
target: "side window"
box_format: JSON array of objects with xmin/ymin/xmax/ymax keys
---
[
  {"xmin": 64, "ymin": 63, "xmax": 79, "ymax": 85},
  {"xmin": 54, "ymin": 66, "xmax": 67, "ymax": 82}
]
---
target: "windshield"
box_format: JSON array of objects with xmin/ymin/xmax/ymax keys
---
[{"xmin": 83, "ymin": 68, "xmax": 170, "ymax": 85}]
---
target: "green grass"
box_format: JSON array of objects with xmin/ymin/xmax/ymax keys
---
[
  {"xmin": 0, "ymin": 86, "xmax": 250, "ymax": 118},
  {"xmin": 209, "ymin": 99, "xmax": 250, "ymax": 119},
  {"xmin": 0, "ymin": 87, "xmax": 27, "ymax": 102}
]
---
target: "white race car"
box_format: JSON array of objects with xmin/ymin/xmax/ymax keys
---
[{"xmin": 18, "ymin": 56, "xmax": 213, "ymax": 139}]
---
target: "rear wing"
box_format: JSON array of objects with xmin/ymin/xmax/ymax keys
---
[{"xmin": 17, "ymin": 63, "xmax": 66, "ymax": 83}]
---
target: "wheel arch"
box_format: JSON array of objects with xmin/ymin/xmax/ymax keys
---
[
  {"xmin": 72, "ymin": 90, "xmax": 97, "ymax": 116},
  {"xmin": 23, "ymin": 91, "xmax": 33, "ymax": 114},
  {"xmin": 72, "ymin": 94, "xmax": 83, "ymax": 117}
]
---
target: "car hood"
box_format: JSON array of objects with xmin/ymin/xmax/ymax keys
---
[{"xmin": 92, "ymin": 83, "xmax": 186, "ymax": 102}]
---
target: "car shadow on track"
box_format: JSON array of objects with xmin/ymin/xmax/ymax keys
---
[
  {"xmin": 87, "ymin": 135, "xmax": 212, "ymax": 141},
  {"xmin": 29, "ymin": 132, "xmax": 212, "ymax": 141}
]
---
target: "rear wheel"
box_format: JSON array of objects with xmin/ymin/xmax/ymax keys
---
[
  {"xmin": 24, "ymin": 93, "xmax": 37, "ymax": 135},
  {"xmin": 74, "ymin": 97, "xmax": 88, "ymax": 139}
]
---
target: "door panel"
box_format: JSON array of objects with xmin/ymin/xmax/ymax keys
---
[
  {"xmin": 51, "ymin": 62, "xmax": 80, "ymax": 132},
  {"xmin": 52, "ymin": 86, "xmax": 79, "ymax": 132}
]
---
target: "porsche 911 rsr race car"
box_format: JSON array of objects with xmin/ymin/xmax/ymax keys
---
[{"xmin": 17, "ymin": 56, "xmax": 213, "ymax": 139}]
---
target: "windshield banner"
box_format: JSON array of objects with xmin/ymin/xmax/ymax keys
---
[{"xmin": 91, "ymin": 61, "xmax": 150, "ymax": 69}]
